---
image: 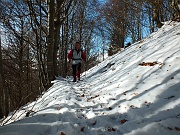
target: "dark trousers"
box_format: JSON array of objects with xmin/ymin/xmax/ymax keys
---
[{"xmin": 72, "ymin": 63, "xmax": 81, "ymax": 79}]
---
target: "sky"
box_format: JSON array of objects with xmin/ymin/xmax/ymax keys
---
[{"xmin": 98, "ymin": 0, "xmax": 107, "ymax": 4}]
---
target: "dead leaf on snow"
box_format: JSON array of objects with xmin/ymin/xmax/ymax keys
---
[
  {"xmin": 92, "ymin": 121, "xmax": 97, "ymax": 126},
  {"xmin": 144, "ymin": 101, "xmax": 148, "ymax": 104},
  {"xmin": 165, "ymin": 95, "xmax": 175, "ymax": 100},
  {"xmin": 139, "ymin": 61, "xmax": 163, "ymax": 67},
  {"xmin": 131, "ymin": 92, "xmax": 138, "ymax": 95},
  {"xmin": 120, "ymin": 119, "xmax": 128, "ymax": 124},
  {"xmin": 107, "ymin": 127, "xmax": 116, "ymax": 132},
  {"xmin": 175, "ymin": 127, "xmax": 180, "ymax": 131},
  {"xmin": 81, "ymin": 127, "xmax": 85, "ymax": 132},
  {"xmin": 167, "ymin": 127, "xmax": 173, "ymax": 130}
]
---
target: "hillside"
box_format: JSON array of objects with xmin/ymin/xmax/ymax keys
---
[{"xmin": 0, "ymin": 21, "xmax": 180, "ymax": 135}]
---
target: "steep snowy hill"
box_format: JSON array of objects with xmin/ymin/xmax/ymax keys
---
[{"xmin": 0, "ymin": 22, "xmax": 180, "ymax": 135}]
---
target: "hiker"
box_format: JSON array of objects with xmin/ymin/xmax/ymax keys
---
[{"xmin": 68, "ymin": 42, "xmax": 86, "ymax": 82}]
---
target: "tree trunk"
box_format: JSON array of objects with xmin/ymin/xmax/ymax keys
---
[
  {"xmin": 153, "ymin": 0, "xmax": 163, "ymax": 28},
  {"xmin": 0, "ymin": 32, "xmax": 9, "ymax": 117},
  {"xmin": 47, "ymin": 0, "xmax": 55, "ymax": 84},
  {"xmin": 53, "ymin": 1, "xmax": 62, "ymax": 77},
  {"xmin": 18, "ymin": 20, "xmax": 24, "ymax": 105},
  {"xmin": 53, "ymin": 26, "xmax": 60, "ymax": 77},
  {"xmin": 64, "ymin": 16, "xmax": 69, "ymax": 76},
  {"xmin": 0, "ymin": 34, "xmax": 4, "ymax": 118},
  {"xmin": 172, "ymin": 0, "xmax": 180, "ymax": 21}
]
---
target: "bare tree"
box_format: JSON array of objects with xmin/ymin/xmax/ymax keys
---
[
  {"xmin": 0, "ymin": 31, "xmax": 9, "ymax": 117},
  {"xmin": 100, "ymin": 0, "xmax": 129, "ymax": 49},
  {"xmin": 171, "ymin": 0, "xmax": 180, "ymax": 21},
  {"xmin": 47, "ymin": 0, "xmax": 55, "ymax": 84}
]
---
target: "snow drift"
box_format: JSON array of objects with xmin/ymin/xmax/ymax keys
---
[{"xmin": 0, "ymin": 21, "xmax": 180, "ymax": 135}]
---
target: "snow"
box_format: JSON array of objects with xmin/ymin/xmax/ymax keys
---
[{"xmin": 0, "ymin": 21, "xmax": 180, "ymax": 135}]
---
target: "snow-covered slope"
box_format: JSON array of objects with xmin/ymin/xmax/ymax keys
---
[{"xmin": 0, "ymin": 22, "xmax": 180, "ymax": 135}]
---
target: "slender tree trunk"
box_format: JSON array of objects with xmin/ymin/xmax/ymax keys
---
[
  {"xmin": 149, "ymin": 8, "xmax": 155, "ymax": 33},
  {"xmin": 53, "ymin": 1, "xmax": 61, "ymax": 77},
  {"xmin": 0, "ymin": 105, "xmax": 3, "ymax": 118},
  {"xmin": 53, "ymin": 26, "xmax": 60, "ymax": 77},
  {"xmin": 0, "ymin": 33, "xmax": 4, "ymax": 118},
  {"xmin": 18, "ymin": 21, "xmax": 24, "ymax": 105},
  {"xmin": 28, "ymin": 0, "xmax": 47, "ymax": 90},
  {"xmin": 172, "ymin": 0, "xmax": 180, "ymax": 21},
  {"xmin": 53, "ymin": 0, "xmax": 65, "ymax": 76},
  {"xmin": 79, "ymin": 8, "xmax": 85, "ymax": 43},
  {"xmin": 47, "ymin": 0, "xmax": 55, "ymax": 84},
  {"xmin": 0, "ymin": 32, "xmax": 9, "ymax": 117},
  {"xmin": 64, "ymin": 16, "xmax": 69, "ymax": 76},
  {"xmin": 38, "ymin": 0, "xmax": 47, "ymax": 91},
  {"xmin": 26, "ymin": 44, "xmax": 30, "ymax": 102},
  {"xmin": 153, "ymin": 0, "xmax": 163, "ymax": 28}
]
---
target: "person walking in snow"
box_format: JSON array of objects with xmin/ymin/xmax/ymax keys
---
[{"xmin": 68, "ymin": 42, "xmax": 86, "ymax": 82}]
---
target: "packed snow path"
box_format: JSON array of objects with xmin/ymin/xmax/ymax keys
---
[{"xmin": 0, "ymin": 22, "xmax": 180, "ymax": 135}]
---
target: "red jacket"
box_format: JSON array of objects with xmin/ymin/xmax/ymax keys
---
[{"xmin": 68, "ymin": 49, "xmax": 86, "ymax": 61}]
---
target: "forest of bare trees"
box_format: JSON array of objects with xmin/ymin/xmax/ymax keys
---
[{"xmin": 0, "ymin": 0, "xmax": 179, "ymax": 119}]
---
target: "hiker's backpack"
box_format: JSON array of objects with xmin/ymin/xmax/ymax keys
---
[{"xmin": 72, "ymin": 49, "xmax": 83, "ymax": 60}]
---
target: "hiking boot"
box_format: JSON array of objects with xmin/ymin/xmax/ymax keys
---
[
  {"xmin": 77, "ymin": 71, "xmax": 80, "ymax": 81},
  {"xmin": 73, "ymin": 75, "xmax": 76, "ymax": 82},
  {"xmin": 73, "ymin": 79, "xmax": 76, "ymax": 82}
]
